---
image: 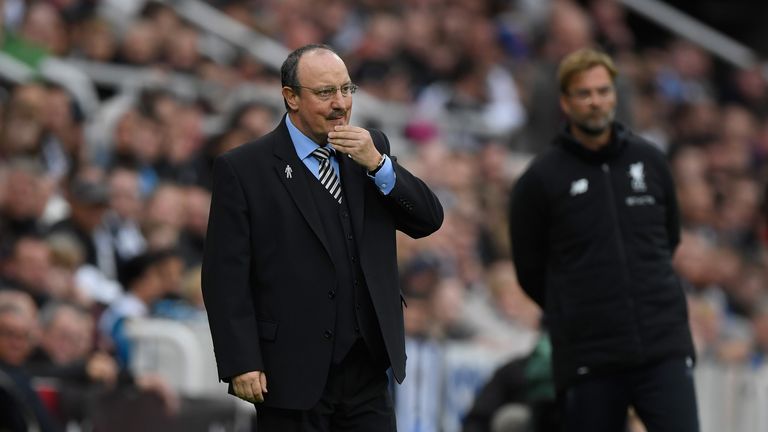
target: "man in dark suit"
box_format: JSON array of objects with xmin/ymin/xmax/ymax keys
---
[{"xmin": 201, "ymin": 44, "xmax": 444, "ymax": 431}]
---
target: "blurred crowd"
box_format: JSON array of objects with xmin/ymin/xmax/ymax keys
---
[{"xmin": 0, "ymin": 0, "xmax": 768, "ymax": 431}]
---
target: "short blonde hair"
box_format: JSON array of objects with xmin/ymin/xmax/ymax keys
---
[{"xmin": 557, "ymin": 48, "xmax": 618, "ymax": 94}]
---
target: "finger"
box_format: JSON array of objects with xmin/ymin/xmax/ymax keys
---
[
  {"xmin": 250, "ymin": 377, "xmax": 264, "ymax": 403},
  {"xmin": 328, "ymin": 130, "xmax": 362, "ymax": 140},
  {"xmin": 330, "ymin": 144, "xmax": 357, "ymax": 156},
  {"xmin": 260, "ymin": 373, "xmax": 268, "ymax": 393},
  {"xmin": 233, "ymin": 379, "xmax": 255, "ymax": 402},
  {"xmin": 328, "ymin": 137, "xmax": 358, "ymax": 146},
  {"xmin": 333, "ymin": 125, "xmax": 363, "ymax": 133}
]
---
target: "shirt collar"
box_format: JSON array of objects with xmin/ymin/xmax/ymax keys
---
[{"xmin": 285, "ymin": 114, "xmax": 334, "ymax": 160}]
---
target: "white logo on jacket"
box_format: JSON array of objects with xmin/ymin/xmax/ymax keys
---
[
  {"xmin": 570, "ymin": 178, "xmax": 588, "ymax": 196},
  {"xmin": 629, "ymin": 162, "xmax": 646, "ymax": 192}
]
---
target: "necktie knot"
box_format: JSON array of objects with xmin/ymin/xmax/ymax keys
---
[{"xmin": 311, "ymin": 146, "xmax": 332, "ymax": 162}]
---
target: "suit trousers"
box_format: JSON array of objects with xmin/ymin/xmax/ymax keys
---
[
  {"xmin": 255, "ymin": 340, "xmax": 396, "ymax": 432},
  {"xmin": 560, "ymin": 356, "xmax": 699, "ymax": 432}
]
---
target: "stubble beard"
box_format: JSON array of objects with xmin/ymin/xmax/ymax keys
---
[{"xmin": 573, "ymin": 109, "xmax": 615, "ymax": 137}]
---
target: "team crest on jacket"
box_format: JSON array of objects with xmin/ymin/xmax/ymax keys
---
[{"xmin": 628, "ymin": 162, "xmax": 646, "ymax": 192}]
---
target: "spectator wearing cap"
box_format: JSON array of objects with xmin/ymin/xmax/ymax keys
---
[
  {"xmin": 48, "ymin": 174, "xmax": 122, "ymax": 305},
  {"xmin": 50, "ymin": 175, "xmax": 111, "ymax": 264}
]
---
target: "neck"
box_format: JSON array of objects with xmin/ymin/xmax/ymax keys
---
[{"xmin": 570, "ymin": 125, "xmax": 611, "ymax": 151}]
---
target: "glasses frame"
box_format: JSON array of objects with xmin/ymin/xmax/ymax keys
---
[{"xmin": 290, "ymin": 83, "xmax": 359, "ymax": 100}]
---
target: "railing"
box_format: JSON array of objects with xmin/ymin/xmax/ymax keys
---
[{"xmin": 619, "ymin": 0, "xmax": 759, "ymax": 70}]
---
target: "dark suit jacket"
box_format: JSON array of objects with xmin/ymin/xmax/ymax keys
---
[{"xmin": 201, "ymin": 116, "xmax": 444, "ymax": 409}]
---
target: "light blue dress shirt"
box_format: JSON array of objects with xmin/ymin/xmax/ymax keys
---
[{"xmin": 286, "ymin": 115, "xmax": 395, "ymax": 195}]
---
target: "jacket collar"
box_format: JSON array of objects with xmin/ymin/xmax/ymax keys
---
[{"xmin": 556, "ymin": 121, "xmax": 629, "ymax": 164}]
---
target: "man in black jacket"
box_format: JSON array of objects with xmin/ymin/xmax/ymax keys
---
[{"xmin": 509, "ymin": 48, "xmax": 699, "ymax": 432}]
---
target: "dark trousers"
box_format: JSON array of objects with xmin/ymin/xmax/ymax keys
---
[
  {"xmin": 561, "ymin": 356, "xmax": 699, "ymax": 432},
  {"xmin": 256, "ymin": 340, "xmax": 396, "ymax": 432}
]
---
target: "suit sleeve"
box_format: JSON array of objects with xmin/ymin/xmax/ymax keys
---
[
  {"xmin": 371, "ymin": 129, "xmax": 444, "ymax": 239},
  {"xmin": 509, "ymin": 169, "xmax": 549, "ymax": 308},
  {"xmin": 201, "ymin": 155, "xmax": 264, "ymax": 382}
]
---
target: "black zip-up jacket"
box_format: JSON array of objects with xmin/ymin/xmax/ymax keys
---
[{"xmin": 509, "ymin": 122, "xmax": 694, "ymax": 390}]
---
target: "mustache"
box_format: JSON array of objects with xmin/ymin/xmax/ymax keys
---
[{"xmin": 327, "ymin": 109, "xmax": 347, "ymax": 119}]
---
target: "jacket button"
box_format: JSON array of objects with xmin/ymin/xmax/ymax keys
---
[
  {"xmin": 328, "ymin": 290, "xmax": 335, "ymax": 299},
  {"xmin": 323, "ymin": 330, "xmax": 333, "ymax": 339},
  {"xmin": 347, "ymin": 234, "xmax": 353, "ymax": 240}
]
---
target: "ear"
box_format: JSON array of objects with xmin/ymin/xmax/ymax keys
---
[{"xmin": 282, "ymin": 87, "xmax": 299, "ymax": 111}]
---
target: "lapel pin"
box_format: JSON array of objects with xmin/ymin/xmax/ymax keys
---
[{"xmin": 285, "ymin": 164, "xmax": 293, "ymax": 179}]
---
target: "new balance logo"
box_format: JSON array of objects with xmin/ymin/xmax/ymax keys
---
[{"xmin": 570, "ymin": 178, "xmax": 588, "ymax": 196}]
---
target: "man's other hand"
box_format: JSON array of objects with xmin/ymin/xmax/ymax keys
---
[{"xmin": 232, "ymin": 370, "xmax": 268, "ymax": 403}]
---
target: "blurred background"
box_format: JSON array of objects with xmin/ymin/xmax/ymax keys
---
[{"xmin": 0, "ymin": 0, "xmax": 767, "ymax": 431}]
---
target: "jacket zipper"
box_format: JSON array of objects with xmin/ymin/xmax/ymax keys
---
[{"xmin": 601, "ymin": 163, "xmax": 643, "ymax": 358}]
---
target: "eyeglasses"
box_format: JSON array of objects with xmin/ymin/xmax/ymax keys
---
[
  {"xmin": 292, "ymin": 83, "xmax": 359, "ymax": 100},
  {"xmin": 568, "ymin": 85, "xmax": 615, "ymax": 103}
]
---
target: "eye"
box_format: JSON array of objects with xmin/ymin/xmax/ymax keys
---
[
  {"xmin": 316, "ymin": 88, "xmax": 336, "ymax": 98},
  {"xmin": 597, "ymin": 86, "xmax": 614, "ymax": 97},
  {"xmin": 573, "ymin": 90, "xmax": 591, "ymax": 100},
  {"xmin": 343, "ymin": 84, "xmax": 358, "ymax": 95}
]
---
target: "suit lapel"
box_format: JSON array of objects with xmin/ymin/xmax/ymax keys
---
[
  {"xmin": 272, "ymin": 120, "xmax": 332, "ymax": 259},
  {"xmin": 339, "ymin": 154, "xmax": 365, "ymax": 249}
]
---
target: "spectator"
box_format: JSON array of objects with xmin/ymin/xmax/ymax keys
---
[
  {"xmin": 0, "ymin": 234, "xmax": 54, "ymax": 307},
  {"xmin": 0, "ymin": 300, "xmax": 59, "ymax": 432},
  {"xmin": 49, "ymin": 172, "xmax": 122, "ymax": 306},
  {"xmin": 0, "ymin": 158, "xmax": 53, "ymax": 239},
  {"xmin": 99, "ymin": 249, "xmax": 180, "ymax": 368},
  {"xmin": 105, "ymin": 166, "xmax": 147, "ymax": 266},
  {"xmin": 175, "ymin": 185, "xmax": 210, "ymax": 267},
  {"xmin": 26, "ymin": 302, "xmax": 119, "ymax": 426}
]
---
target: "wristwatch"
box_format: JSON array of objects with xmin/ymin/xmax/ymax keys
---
[{"xmin": 368, "ymin": 154, "xmax": 386, "ymax": 175}]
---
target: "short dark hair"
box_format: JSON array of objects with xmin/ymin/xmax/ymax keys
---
[
  {"xmin": 280, "ymin": 43, "xmax": 338, "ymax": 111},
  {"xmin": 118, "ymin": 248, "xmax": 180, "ymax": 290}
]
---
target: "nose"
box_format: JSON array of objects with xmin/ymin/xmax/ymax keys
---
[{"xmin": 329, "ymin": 89, "xmax": 345, "ymax": 107}]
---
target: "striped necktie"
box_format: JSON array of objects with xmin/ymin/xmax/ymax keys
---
[{"xmin": 311, "ymin": 146, "xmax": 342, "ymax": 203}]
